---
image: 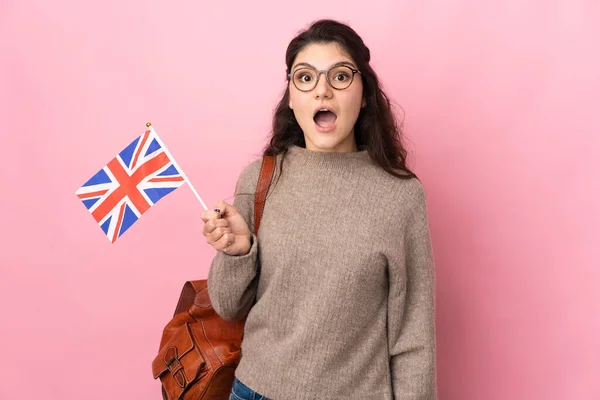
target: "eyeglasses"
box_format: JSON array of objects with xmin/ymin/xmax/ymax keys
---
[{"xmin": 288, "ymin": 64, "xmax": 361, "ymax": 92}]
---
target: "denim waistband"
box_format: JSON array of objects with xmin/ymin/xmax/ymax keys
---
[{"xmin": 231, "ymin": 377, "xmax": 269, "ymax": 400}]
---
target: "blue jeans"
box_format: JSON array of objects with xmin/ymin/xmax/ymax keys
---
[{"xmin": 229, "ymin": 377, "xmax": 271, "ymax": 400}]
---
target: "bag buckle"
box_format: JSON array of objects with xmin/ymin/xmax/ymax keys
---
[
  {"xmin": 164, "ymin": 348, "xmax": 186, "ymax": 388},
  {"xmin": 166, "ymin": 356, "xmax": 182, "ymax": 371}
]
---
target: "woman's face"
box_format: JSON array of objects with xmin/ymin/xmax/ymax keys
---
[{"xmin": 288, "ymin": 42, "xmax": 366, "ymax": 153}]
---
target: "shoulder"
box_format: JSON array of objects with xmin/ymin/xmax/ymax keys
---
[
  {"xmin": 366, "ymin": 162, "xmax": 427, "ymax": 208},
  {"xmin": 397, "ymin": 176, "xmax": 427, "ymax": 208},
  {"xmin": 234, "ymin": 157, "xmax": 264, "ymax": 193},
  {"xmin": 389, "ymin": 176, "xmax": 428, "ymax": 217},
  {"xmin": 370, "ymin": 167, "xmax": 430, "ymax": 236},
  {"xmin": 394, "ymin": 177, "xmax": 430, "ymax": 238}
]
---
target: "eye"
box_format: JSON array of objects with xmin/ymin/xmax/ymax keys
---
[
  {"xmin": 299, "ymin": 74, "xmax": 313, "ymax": 83},
  {"xmin": 293, "ymin": 68, "xmax": 316, "ymax": 85},
  {"xmin": 334, "ymin": 73, "xmax": 349, "ymax": 81}
]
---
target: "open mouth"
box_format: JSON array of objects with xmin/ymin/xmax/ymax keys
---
[{"xmin": 313, "ymin": 109, "xmax": 337, "ymax": 130}]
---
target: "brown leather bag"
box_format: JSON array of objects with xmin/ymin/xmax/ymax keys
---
[{"xmin": 152, "ymin": 154, "xmax": 276, "ymax": 400}]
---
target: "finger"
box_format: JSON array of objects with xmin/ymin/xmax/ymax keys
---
[
  {"xmin": 209, "ymin": 226, "xmax": 232, "ymax": 243},
  {"xmin": 207, "ymin": 226, "xmax": 233, "ymax": 244},
  {"xmin": 202, "ymin": 218, "xmax": 229, "ymax": 236},
  {"xmin": 200, "ymin": 208, "xmax": 223, "ymax": 223},
  {"xmin": 214, "ymin": 200, "xmax": 238, "ymax": 218},
  {"xmin": 215, "ymin": 232, "xmax": 235, "ymax": 253}
]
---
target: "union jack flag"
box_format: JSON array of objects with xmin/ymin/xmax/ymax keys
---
[{"xmin": 76, "ymin": 126, "xmax": 186, "ymax": 243}]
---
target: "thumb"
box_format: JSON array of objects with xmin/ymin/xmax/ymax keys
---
[{"xmin": 215, "ymin": 200, "xmax": 238, "ymax": 218}]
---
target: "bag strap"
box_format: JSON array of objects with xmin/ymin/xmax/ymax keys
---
[
  {"xmin": 172, "ymin": 155, "xmax": 276, "ymax": 317},
  {"xmin": 173, "ymin": 281, "xmax": 197, "ymax": 316},
  {"xmin": 254, "ymin": 154, "xmax": 275, "ymax": 234}
]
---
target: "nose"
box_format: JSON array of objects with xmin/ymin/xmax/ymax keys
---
[{"xmin": 313, "ymin": 71, "xmax": 332, "ymax": 99}]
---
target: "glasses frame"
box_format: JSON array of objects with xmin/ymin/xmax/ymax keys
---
[{"xmin": 287, "ymin": 63, "xmax": 362, "ymax": 92}]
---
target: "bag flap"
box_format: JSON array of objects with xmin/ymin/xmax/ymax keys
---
[{"xmin": 152, "ymin": 323, "xmax": 201, "ymax": 379}]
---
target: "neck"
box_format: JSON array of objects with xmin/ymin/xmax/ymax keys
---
[{"xmin": 303, "ymin": 132, "xmax": 359, "ymax": 153}]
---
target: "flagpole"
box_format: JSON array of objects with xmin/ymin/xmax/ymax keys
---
[{"xmin": 146, "ymin": 122, "xmax": 209, "ymax": 211}]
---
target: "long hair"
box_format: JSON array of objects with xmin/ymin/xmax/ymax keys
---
[{"xmin": 264, "ymin": 18, "xmax": 417, "ymax": 181}]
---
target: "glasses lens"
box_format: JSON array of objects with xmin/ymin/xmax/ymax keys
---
[
  {"xmin": 293, "ymin": 68, "xmax": 318, "ymax": 91},
  {"xmin": 328, "ymin": 66, "xmax": 354, "ymax": 89}
]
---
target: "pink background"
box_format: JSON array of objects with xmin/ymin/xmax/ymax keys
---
[{"xmin": 1, "ymin": 1, "xmax": 599, "ymax": 399}]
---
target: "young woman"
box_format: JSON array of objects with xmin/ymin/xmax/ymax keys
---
[{"xmin": 200, "ymin": 19, "xmax": 437, "ymax": 400}]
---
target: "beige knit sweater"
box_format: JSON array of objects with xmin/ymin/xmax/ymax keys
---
[{"xmin": 207, "ymin": 145, "xmax": 437, "ymax": 400}]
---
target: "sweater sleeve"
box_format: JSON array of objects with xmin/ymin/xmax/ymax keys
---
[
  {"xmin": 388, "ymin": 182, "xmax": 437, "ymax": 399},
  {"xmin": 207, "ymin": 160, "xmax": 262, "ymax": 322}
]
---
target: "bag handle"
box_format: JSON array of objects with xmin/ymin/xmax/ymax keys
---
[{"xmin": 253, "ymin": 154, "xmax": 275, "ymax": 234}]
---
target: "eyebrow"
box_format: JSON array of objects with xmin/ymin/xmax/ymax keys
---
[{"xmin": 291, "ymin": 61, "xmax": 358, "ymax": 71}]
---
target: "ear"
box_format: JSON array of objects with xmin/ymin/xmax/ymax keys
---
[
  {"xmin": 289, "ymin": 100, "xmax": 293, "ymax": 110},
  {"xmin": 361, "ymin": 97, "xmax": 367, "ymax": 108}
]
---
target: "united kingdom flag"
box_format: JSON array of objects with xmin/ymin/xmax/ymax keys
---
[{"xmin": 76, "ymin": 127, "xmax": 186, "ymax": 243}]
